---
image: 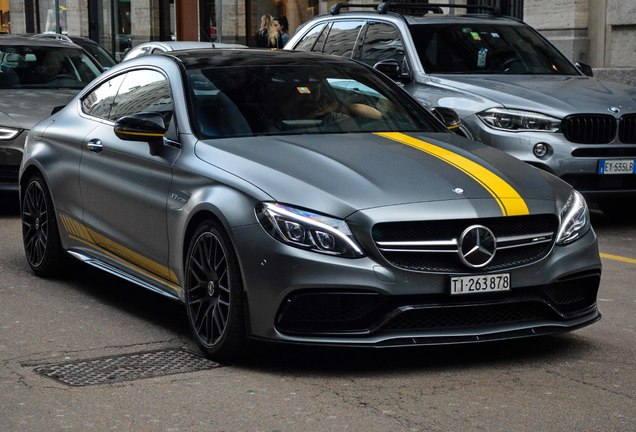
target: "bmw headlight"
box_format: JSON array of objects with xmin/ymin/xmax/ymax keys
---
[
  {"xmin": 556, "ymin": 190, "xmax": 590, "ymax": 245},
  {"xmin": 256, "ymin": 202, "xmax": 365, "ymax": 258},
  {"xmin": 477, "ymin": 108, "xmax": 561, "ymax": 132},
  {"xmin": 0, "ymin": 126, "xmax": 20, "ymax": 140}
]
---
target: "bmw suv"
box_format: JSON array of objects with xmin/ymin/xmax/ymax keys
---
[{"xmin": 286, "ymin": 2, "xmax": 636, "ymax": 216}]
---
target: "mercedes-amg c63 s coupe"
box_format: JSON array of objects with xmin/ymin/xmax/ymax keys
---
[{"xmin": 20, "ymin": 49, "xmax": 601, "ymax": 360}]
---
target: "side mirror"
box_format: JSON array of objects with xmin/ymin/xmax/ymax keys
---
[
  {"xmin": 373, "ymin": 59, "xmax": 410, "ymax": 82},
  {"xmin": 114, "ymin": 112, "xmax": 167, "ymax": 142},
  {"xmin": 431, "ymin": 107, "xmax": 462, "ymax": 131},
  {"xmin": 575, "ymin": 62, "xmax": 593, "ymax": 77}
]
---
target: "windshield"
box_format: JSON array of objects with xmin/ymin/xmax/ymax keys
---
[
  {"xmin": 187, "ymin": 63, "xmax": 441, "ymax": 139},
  {"xmin": 0, "ymin": 45, "xmax": 103, "ymax": 89},
  {"xmin": 411, "ymin": 23, "xmax": 579, "ymax": 75}
]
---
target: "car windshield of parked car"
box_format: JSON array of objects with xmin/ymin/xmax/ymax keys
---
[
  {"xmin": 411, "ymin": 23, "xmax": 580, "ymax": 75},
  {"xmin": 0, "ymin": 45, "xmax": 102, "ymax": 89},
  {"xmin": 187, "ymin": 63, "xmax": 440, "ymax": 139}
]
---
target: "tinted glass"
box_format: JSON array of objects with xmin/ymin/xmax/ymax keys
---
[
  {"xmin": 322, "ymin": 20, "xmax": 364, "ymax": 57},
  {"xmin": 109, "ymin": 70, "xmax": 173, "ymax": 122},
  {"xmin": 186, "ymin": 62, "xmax": 441, "ymax": 139},
  {"xmin": 360, "ymin": 22, "xmax": 405, "ymax": 66},
  {"xmin": 0, "ymin": 45, "xmax": 103, "ymax": 89},
  {"xmin": 411, "ymin": 23, "xmax": 579, "ymax": 75},
  {"xmin": 294, "ymin": 23, "xmax": 327, "ymax": 52},
  {"xmin": 82, "ymin": 73, "xmax": 126, "ymax": 119}
]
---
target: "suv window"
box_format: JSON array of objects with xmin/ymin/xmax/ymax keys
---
[
  {"xmin": 322, "ymin": 20, "xmax": 365, "ymax": 57},
  {"xmin": 410, "ymin": 23, "xmax": 579, "ymax": 75},
  {"xmin": 359, "ymin": 22, "xmax": 405, "ymax": 67},
  {"xmin": 294, "ymin": 23, "xmax": 327, "ymax": 52}
]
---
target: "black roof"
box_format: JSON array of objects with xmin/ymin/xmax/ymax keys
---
[{"xmin": 168, "ymin": 48, "xmax": 360, "ymax": 69}]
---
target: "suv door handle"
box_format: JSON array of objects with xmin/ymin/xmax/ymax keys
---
[{"xmin": 87, "ymin": 139, "xmax": 103, "ymax": 153}]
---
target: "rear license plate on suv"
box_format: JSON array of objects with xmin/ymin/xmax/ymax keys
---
[
  {"xmin": 450, "ymin": 273, "xmax": 510, "ymax": 295},
  {"xmin": 598, "ymin": 159, "xmax": 635, "ymax": 175}
]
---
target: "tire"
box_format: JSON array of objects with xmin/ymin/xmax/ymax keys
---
[
  {"xmin": 184, "ymin": 220, "xmax": 247, "ymax": 361},
  {"xmin": 21, "ymin": 174, "xmax": 68, "ymax": 277}
]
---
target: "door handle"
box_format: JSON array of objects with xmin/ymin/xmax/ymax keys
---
[{"xmin": 87, "ymin": 139, "xmax": 103, "ymax": 153}]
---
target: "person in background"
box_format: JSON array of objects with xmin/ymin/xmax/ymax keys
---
[
  {"xmin": 255, "ymin": 14, "xmax": 272, "ymax": 48},
  {"xmin": 256, "ymin": 14, "xmax": 282, "ymax": 48},
  {"xmin": 273, "ymin": 16, "xmax": 290, "ymax": 46}
]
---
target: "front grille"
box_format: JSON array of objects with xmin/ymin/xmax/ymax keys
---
[
  {"xmin": 384, "ymin": 302, "xmax": 550, "ymax": 330},
  {"xmin": 372, "ymin": 215, "xmax": 557, "ymax": 273},
  {"xmin": 562, "ymin": 114, "xmax": 616, "ymax": 144},
  {"xmin": 0, "ymin": 165, "xmax": 19, "ymax": 183},
  {"xmin": 619, "ymin": 114, "xmax": 636, "ymax": 143}
]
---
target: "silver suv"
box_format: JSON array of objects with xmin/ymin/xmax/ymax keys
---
[{"xmin": 286, "ymin": 2, "xmax": 636, "ymax": 216}]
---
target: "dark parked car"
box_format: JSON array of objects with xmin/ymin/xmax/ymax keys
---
[
  {"xmin": 20, "ymin": 49, "xmax": 601, "ymax": 360},
  {"xmin": 0, "ymin": 35, "xmax": 103, "ymax": 190},
  {"xmin": 286, "ymin": 2, "xmax": 636, "ymax": 217},
  {"xmin": 32, "ymin": 33, "xmax": 118, "ymax": 69}
]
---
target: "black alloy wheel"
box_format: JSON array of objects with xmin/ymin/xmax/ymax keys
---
[
  {"xmin": 185, "ymin": 220, "xmax": 246, "ymax": 360},
  {"xmin": 21, "ymin": 175, "xmax": 66, "ymax": 276}
]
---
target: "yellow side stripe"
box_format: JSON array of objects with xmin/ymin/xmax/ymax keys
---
[
  {"xmin": 58, "ymin": 212, "xmax": 180, "ymax": 286},
  {"xmin": 375, "ymin": 132, "xmax": 529, "ymax": 216}
]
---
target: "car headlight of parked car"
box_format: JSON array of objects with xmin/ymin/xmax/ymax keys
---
[
  {"xmin": 0, "ymin": 126, "xmax": 21, "ymax": 140},
  {"xmin": 477, "ymin": 108, "xmax": 561, "ymax": 132},
  {"xmin": 256, "ymin": 202, "xmax": 365, "ymax": 258},
  {"xmin": 556, "ymin": 190, "xmax": 590, "ymax": 245}
]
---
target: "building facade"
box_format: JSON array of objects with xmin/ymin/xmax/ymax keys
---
[{"xmin": 3, "ymin": 0, "xmax": 635, "ymax": 84}]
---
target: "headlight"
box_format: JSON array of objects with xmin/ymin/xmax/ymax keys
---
[
  {"xmin": 0, "ymin": 126, "xmax": 21, "ymax": 140},
  {"xmin": 477, "ymin": 108, "xmax": 561, "ymax": 132},
  {"xmin": 556, "ymin": 190, "xmax": 590, "ymax": 245},
  {"xmin": 256, "ymin": 202, "xmax": 365, "ymax": 258}
]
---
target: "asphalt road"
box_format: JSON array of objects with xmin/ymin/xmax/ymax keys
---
[{"xmin": 0, "ymin": 191, "xmax": 634, "ymax": 432}]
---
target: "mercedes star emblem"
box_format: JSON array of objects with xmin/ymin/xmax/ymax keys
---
[{"xmin": 458, "ymin": 225, "xmax": 497, "ymax": 268}]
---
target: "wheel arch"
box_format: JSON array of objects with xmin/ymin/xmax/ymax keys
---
[{"xmin": 181, "ymin": 208, "xmax": 254, "ymax": 340}]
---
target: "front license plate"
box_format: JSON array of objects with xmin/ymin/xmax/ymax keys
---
[
  {"xmin": 450, "ymin": 273, "xmax": 510, "ymax": 295},
  {"xmin": 598, "ymin": 159, "xmax": 635, "ymax": 175}
]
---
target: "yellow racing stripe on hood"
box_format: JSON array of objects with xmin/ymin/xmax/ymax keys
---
[{"xmin": 376, "ymin": 132, "xmax": 529, "ymax": 216}]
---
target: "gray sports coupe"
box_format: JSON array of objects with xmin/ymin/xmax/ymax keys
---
[{"xmin": 20, "ymin": 49, "xmax": 601, "ymax": 360}]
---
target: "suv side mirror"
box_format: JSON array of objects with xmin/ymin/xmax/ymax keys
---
[
  {"xmin": 114, "ymin": 112, "xmax": 167, "ymax": 142},
  {"xmin": 431, "ymin": 107, "xmax": 462, "ymax": 131},
  {"xmin": 373, "ymin": 59, "xmax": 410, "ymax": 82},
  {"xmin": 575, "ymin": 62, "xmax": 593, "ymax": 77}
]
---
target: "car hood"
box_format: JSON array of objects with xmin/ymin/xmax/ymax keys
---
[
  {"xmin": 431, "ymin": 74, "xmax": 636, "ymax": 117},
  {"xmin": 0, "ymin": 89, "xmax": 78, "ymax": 129},
  {"xmin": 195, "ymin": 132, "xmax": 565, "ymax": 218}
]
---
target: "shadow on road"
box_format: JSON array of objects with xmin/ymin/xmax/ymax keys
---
[{"xmin": 0, "ymin": 191, "xmax": 20, "ymax": 215}]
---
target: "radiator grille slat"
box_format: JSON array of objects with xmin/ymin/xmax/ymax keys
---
[{"xmin": 562, "ymin": 114, "xmax": 616, "ymax": 144}]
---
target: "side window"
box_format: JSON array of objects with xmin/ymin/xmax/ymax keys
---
[
  {"xmin": 322, "ymin": 20, "xmax": 365, "ymax": 58},
  {"xmin": 294, "ymin": 23, "xmax": 327, "ymax": 52},
  {"xmin": 359, "ymin": 22, "xmax": 405, "ymax": 67},
  {"xmin": 109, "ymin": 69, "xmax": 173, "ymax": 125},
  {"xmin": 81, "ymin": 73, "xmax": 126, "ymax": 119}
]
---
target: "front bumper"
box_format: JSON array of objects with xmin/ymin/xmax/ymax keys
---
[
  {"xmin": 232, "ymin": 222, "xmax": 601, "ymax": 347},
  {"xmin": 0, "ymin": 130, "xmax": 26, "ymax": 191}
]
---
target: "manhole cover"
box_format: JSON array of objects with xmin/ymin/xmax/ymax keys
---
[{"xmin": 31, "ymin": 348, "xmax": 220, "ymax": 386}]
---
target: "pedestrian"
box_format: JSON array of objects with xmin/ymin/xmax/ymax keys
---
[
  {"xmin": 255, "ymin": 14, "xmax": 271, "ymax": 48},
  {"xmin": 273, "ymin": 15, "xmax": 290, "ymax": 46},
  {"xmin": 255, "ymin": 14, "xmax": 282, "ymax": 48}
]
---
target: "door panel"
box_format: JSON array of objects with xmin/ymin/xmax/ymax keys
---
[{"xmin": 79, "ymin": 69, "xmax": 177, "ymax": 279}]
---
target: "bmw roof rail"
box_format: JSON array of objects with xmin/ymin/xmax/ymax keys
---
[
  {"xmin": 377, "ymin": 2, "xmax": 501, "ymax": 17},
  {"xmin": 330, "ymin": 3, "xmax": 381, "ymax": 15}
]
